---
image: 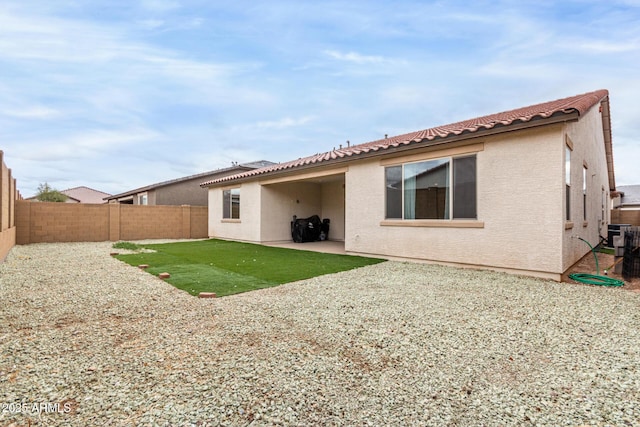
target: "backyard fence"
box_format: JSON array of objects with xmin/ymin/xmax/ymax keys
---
[
  {"xmin": 611, "ymin": 209, "xmax": 640, "ymax": 227},
  {"xmin": 1, "ymin": 151, "xmax": 22, "ymax": 260},
  {"xmin": 16, "ymin": 202, "xmax": 208, "ymax": 244}
]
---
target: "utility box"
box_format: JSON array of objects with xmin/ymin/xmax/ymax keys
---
[
  {"xmin": 622, "ymin": 228, "xmax": 640, "ymax": 279},
  {"xmin": 608, "ymin": 224, "xmax": 631, "ymax": 248}
]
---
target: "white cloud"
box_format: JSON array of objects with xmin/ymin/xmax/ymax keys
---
[
  {"xmin": 1, "ymin": 105, "xmax": 60, "ymax": 119},
  {"xmin": 255, "ymin": 116, "xmax": 314, "ymax": 130},
  {"xmin": 140, "ymin": 0, "xmax": 181, "ymax": 13},
  {"xmin": 324, "ymin": 50, "xmax": 387, "ymax": 64},
  {"xmin": 11, "ymin": 127, "xmax": 161, "ymax": 162}
]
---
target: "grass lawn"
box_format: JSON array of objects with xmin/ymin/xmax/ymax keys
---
[{"xmin": 114, "ymin": 239, "xmax": 385, "ymax": 297}]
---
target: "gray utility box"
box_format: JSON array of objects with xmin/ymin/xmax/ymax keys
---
[{"xmin": 608, "ymin": 224, "xmax": 631, "ymax": 248}]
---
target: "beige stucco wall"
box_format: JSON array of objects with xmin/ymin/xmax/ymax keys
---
[
  {"xmin": 207, "ymin": 182, "xmax": 262, "ymax": 242},
  {"xmin": 260, "ymin": 181, "xmax": 322, "ymax": 242},
  {"xmin": 346, "ymin": 125, "xmax": 565, "ymax": 279},
  {"xmin": 321, "ymin": 180, "xmax": 345, "ymax": 241},
  {"xmin": 208, "ymin": 172, "xmax": 346, "ymax": 243},
  {"xmin": 562, "ymin": 104, "xmax": 611, "ymax": 271},
  {"xmin": 205, "ymin": 108, "xmax": 612, "ymax": 280}
]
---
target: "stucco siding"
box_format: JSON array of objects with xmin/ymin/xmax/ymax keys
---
[
  {"xmin": 562, "ymin": 104, "xmax": 611, "ymax": 271},
  {"xmin": 260, "ymin": 182, "xmax": 322, "ymax": 242},
  {"xmin": 346, "ymin": 126, "xmax": 565, "ymax": 278},
  {"xmin": 156, "ymin": 179, "xmax": 208, "ymax": 206},
  {"xmin": 321, "ymin": 180, "xmax": 345, "ymax": 241},
  {"xmin": 207, "ymin": 183, "xmax": 261, "ymax": 242}
]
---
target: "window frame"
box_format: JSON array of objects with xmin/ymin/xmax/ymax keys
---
[
  {"xmin": 384, "ymin": 154, "xmax": 477, "ymax": 221},
  {"xmin": 565, "ymin": 145, "xmax": 571, "ymax": 222},
  {"xmin": 582, "ymin": 164, "xmax": 588, "ymax": 223},
  {"xmin": 222, "ymin": 188, "xmax": 240, "ymax": 220}
]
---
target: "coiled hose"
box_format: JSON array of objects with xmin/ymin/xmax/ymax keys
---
[
  {"xmin": 568, "ymin": 237, "xmax": 624, "ymax": 287},
  {"xmin": 568, "ymin": 272, "xmax": 624, "ymax": 287}
]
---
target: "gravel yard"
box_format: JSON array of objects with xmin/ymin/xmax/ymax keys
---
[{"xmin": 1, "ymin": 241, "xmax": 640, "ymax": 426}]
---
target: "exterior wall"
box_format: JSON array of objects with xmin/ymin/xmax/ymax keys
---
[
  {"xmin": 562, "ymin": 104, "xmax": 612, "ymax": 271},
  {"xmin": 1, "ymin": 150, "xmax": 20, "ymax": 261},
  {"xmin": 260, "ymin": 182, "xmax": 322, "ymax": 242},
  {"xmin": 203, "ymin": 112, "xmax": 612, "ymax": 280},
  {"xmin": 110, "ymin": 167, "xmax": 255, "ymax": 205},
  {"xmin": 15, "ymin": 201, "xmax": 207, "ymax": 244},
  {"xmin": 346, "ymin": 126, "xmax": 565, "ymax": 279},
  {"xmin": 321, "ymin": 180, "xmax": 345, "ymax": 241},
  {"xmin": 207, "ymin": 183, "xmax": 262, "ymax": 242},
  {"xmin": 155, "ymin": 178, "xmax": 209, "ymax": 206},
  {"xmin": 208, "ymin": 171, "xmax": 347, "ymax": 243}
]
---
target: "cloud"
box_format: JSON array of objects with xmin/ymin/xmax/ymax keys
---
[
  {"xmin": 324, "ymin": 50, "xmax": 387, "ymax": 64},
  {"xmin": 569, "ymin": 39, "xmax": 640, "ymax": 53},
  {"xmin": 140, "ymin": 0, "xmax": 181, "ymax": 13},
  {"xmin": 1, "ymin": 105, "xmax": 61, "ymax": 119},
  {"xmin": 11, "ymin": 127, "xmax": 162, "ymax": 162},
  {"xmin": 255, "ymin": 116, "xmax": 314, "ymax": 130}
]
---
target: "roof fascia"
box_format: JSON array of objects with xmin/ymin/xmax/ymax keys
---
[
  {"xmin": 203, "ymin": 112, "xmax": 580, "ymax": 188},
  {"xmin": 600, "ymin": 97, "xmax": 616, "ymax": 191},
  {"xmin": 108, "ymin": 166, "xmax": 255, "ymax": 199}
]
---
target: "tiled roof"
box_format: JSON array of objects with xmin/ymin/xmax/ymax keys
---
[
  {"xmin": 201, "ymin": 89, "xmax": 609, "ymax": 187},
  {"xmin": 108, "ymin": 161, "xmax": 276, "ymax": 200},
  {"xmin": 618, "ymin": 185, "xmax": 640, "ymax": 205},
  {"xmin": 62, "ymin": 186, "xmax": 112, "ymax": 204}
]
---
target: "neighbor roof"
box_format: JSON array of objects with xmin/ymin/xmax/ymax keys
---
[
  {"xmin": 62, "ymin": 186, "xmax": 112, "ymax": 204},
  {"xmin": 201, "ymin": 89, "xmax": 611, "ymax": 187},
  {"xmin": 618, "ymin": 185, "xmax": 640, "ymax": 206},
  {"xmin": 108, "ymin": 161, "xmax": 275, "ymax": 200}
]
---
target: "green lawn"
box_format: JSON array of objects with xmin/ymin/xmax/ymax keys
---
[{"xmin": 114, "ymin": 239, "xmax": 385, "ymax": 297}]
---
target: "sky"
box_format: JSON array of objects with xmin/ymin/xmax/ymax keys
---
[{"xmin": 1, "ymin": 0, "xmax": 639, "ymax": 198}]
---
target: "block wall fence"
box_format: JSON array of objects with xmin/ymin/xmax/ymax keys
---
[
  {"xmin": 15, "ymin": 202, "xmax": 208, "ymax": 244},
  {"xmin": 611, "ymin": 209, "xmax": 640, "ymax": 227},
  {"xmin": 1, "ymin": 151, "xmax": 22, "ymax": 261}
]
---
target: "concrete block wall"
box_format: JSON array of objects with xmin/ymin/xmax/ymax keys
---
[
  {"xmin": 611, "ymin": 209, "xmax": 640, "ymax": 227},
  {"xmin": 1, "ymin": 150, "xmax": 21, "ymax": 261},
  {"xmin": 15, "ymin": 201, "xmax": 208, "ymax": 244}
]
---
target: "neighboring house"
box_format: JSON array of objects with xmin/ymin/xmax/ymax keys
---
[
  {"xmin": 27, "ymin": 186, "xmax": 112, "ymax": 204},
  {"xmin": 62, "ymin": 186, "xmax": 112, "ymax": 204},
  {"xmin": 107, "ymin": 161, "xmax": 275, "ymax": 206},
  {"xmin": 612, "ymin": 185, "xmax": 640, "ymax": 210},
  {"xmin": 201, "ymin": 89, "xmax": 616, "ymax": 281}
]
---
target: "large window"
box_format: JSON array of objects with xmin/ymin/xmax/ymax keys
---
[
  {"xmin": 385, "ymin": 155, "xmax": 477, "ymax": 220},
  {"xmin": 222, "ymin": 188, "xmax": 240, "ymax": 219}
]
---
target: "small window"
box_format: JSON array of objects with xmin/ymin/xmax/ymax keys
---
[
  {"xmin": 565, "ymin": 147, "xmax": 571, "ymax": 221},
  {"xmin": 138, "ymin": 194, "xmax": 148, "ymax": 205},
  {"xmin": 583, "ymin": 166, "xmax": 587, "ymax": 221},
  {"xmin": 385, "ymin": 166, "xmax": 402, "ymax": 219},
  {"xmin": 453, "ymin": 156, "xmax": 477, "ymax": 219},
  {"xmin": 223, "ymin": 188, "xmax": 240, "ymax": 219}
]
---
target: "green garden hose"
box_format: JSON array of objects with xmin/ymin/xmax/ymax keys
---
[
  {"xmin": 568, "ymin": 272, "xmax": 624, "ymax": 287},
  {"xmin": 569, "ymin": 237, "xmax": 624, "ymax": 287}
]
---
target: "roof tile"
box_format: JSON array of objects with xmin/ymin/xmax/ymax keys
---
[{"xmin": 201, "ymin": 89, "xmax": 608, "ymax": 187}]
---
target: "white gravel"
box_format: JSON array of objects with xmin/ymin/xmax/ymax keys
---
[{"xmin": 1, "ymin": 241, "xmax": 639, "ymax": 426}]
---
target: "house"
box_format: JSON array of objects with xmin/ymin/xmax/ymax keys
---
[
  {"xmin": 613, "ymin": 185, "xmax": 640, "ymax": 210},
  {"xmin": 62, "ymin": 186, "xmax": 112, "ymax": 204},
  {"xmin": 201, "ymin": 90, "xmax": 616, "ymax": 281},
  {"xmin": 26, "ymin": 186, "xmax": 111, "ymax": 204},
  {"xmin": 107, "ymin": 161, "xmax": 274, "ymax": 205}
]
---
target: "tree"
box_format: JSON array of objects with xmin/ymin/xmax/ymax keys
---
[{"xmin": 36, "ymin": 182, "xmax": 68, "ymax": 202}]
